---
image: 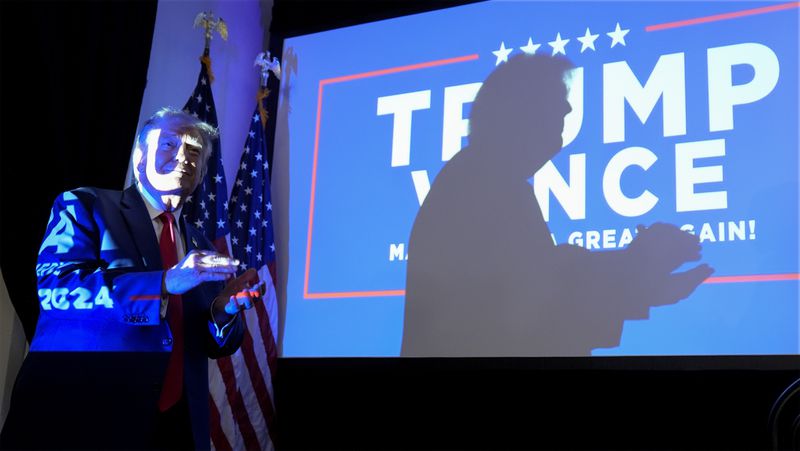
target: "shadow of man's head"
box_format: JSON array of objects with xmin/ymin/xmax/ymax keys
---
[{"xmin": 469, "ymin": 54, "xmax": 574, "ymax": 179}]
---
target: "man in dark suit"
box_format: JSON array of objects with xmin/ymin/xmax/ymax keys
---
[{"xmin": 1, "ymin": 108, "xmax": 261, "ymax": 449}]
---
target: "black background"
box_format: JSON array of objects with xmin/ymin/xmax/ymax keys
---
[
  {"xmin": 1, "ymin": 1, "xmax": 797, "ymax": 449},
  {"xmin": 0, "ymin": 0, "xmax": 158, "ymax": 341}
]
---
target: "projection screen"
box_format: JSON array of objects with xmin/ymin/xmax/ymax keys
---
[{"xmin": 275, "ymin": 1, "xmax": 799, "ymax": 357}]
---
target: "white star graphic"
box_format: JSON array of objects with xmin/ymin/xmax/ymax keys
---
[
  {"xmin": 245, "ymin": 245, "xmax": 252, "ymax": 253},
  {"xmin": 199, "ymin": 200, "xmax": 206, "ymax": 209},
  {"xmin": 205, "ymin": 104, "xmax": 211, "ymax": 112},
  {"xmin": 201, "ymin": 77, "xmax": 207, "ymax": 85},
  {"xmin": 607, "ymin": 22, "xmax": 629, "ymax": 48},
  {"xmin": 209, "ymin": 193, "xmax": 216, "ymax": 201},
  {"xmin": 239, "ymin": 262, "xmax": 247, "ymax": 271},
  {"xmin": 261, "ymin": 219, "xmax": 268, "ymax": 228},
  {"xmin": 217, "ymin": 219, "xmax": 225, "ymax": 228},
  {"xmin": 263, "ymin": 161, "xmax": 268, "ymax": 170},
  {"xmin": 249, "ymin": 131, "xmax": 255, "ymax": 138},
  {"xmin": 254, "ymin": 210, "xmax": 261, "ymax": 219},
  {"xmin": 231, "ymin": 195, "xmax": 237, "ymax": 203},
  {"xmin": 253, "ymin": 113, "xmax": 259, "ymax": 123},
  {"xmin": 203, "ymin": 211, "xmax": 209, "ymax": 219},
  {"xmin": 244, "ymin": 146, "xmax": 250, "ymax": 154},
  {"xmin": 266, "ymin": 202, "xmax": 272, "ymax": 211},
  {"xmin": 240, "ymin": 161, "xmax": 248, "ymax": 170},
  {"xmin": 191, "ymin": 112, "xmax": 199, "ymax": 118},
  {"xmin": 186, "ymin": 195, "xmax": 193, "ymax": 203},
  {"xmin": 548, "ymin": 32, "xmax": 569, "ymax": 55},
  {"xmin": 231, "ymin": 237, "xmax": 239, "ymax": 245},
  {"xmin": 492, "ymin": 41, "xmax": 513, "ymax": 66},
  {"xmin": 196, "ymin": 94, "xmax": 202, "ymax": 103},
  {"xmin": 256, "ymin": 253, "xmax": 262, "ymax": 262},
  {"xmin": 245, "ymin": 187, "xmax": 253, "ymax": 196},
  {"xmin": 520, "ymin": 38, "xmax": 541, "ymax": 55},
  {"xmin": 194, "ymin": 218, "xmax": 204, "ymax": 228},
  {"xmin": 213, "ymin": 174, "xmax": 222, "ymax": 183},
  {"xmin": 236, "ymin": 220, "xmax": 243, "ymax": 228},
  {"xmin": 249, "ymin": 227, "xmax": 256, "ymax": 236},
  {"xmin": 223, "ymin": 201, "xmax": 229, "ymax": 211},
  {"xmin": 269, "ymin": 243, "xmax": 275, "ymax": 252},
  {"xmin": 255, "ymin": 153, "xmax": 263, "ymax": 161},
  {"xmin": 240, "ymin": 204, "xmax": 247, "ymax": 212},
  {"xmin": 250, "ymin": 170, "xmax": 258, "ymax": 178},
  {"xmin": 236, "ymin": 179, "xmax": 243, "ymax": 187},
  {"xmin": 577, "ymin": 28, "xmax": 599, "ymax": 53}
]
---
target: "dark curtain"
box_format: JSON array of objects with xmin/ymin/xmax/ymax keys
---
[{"xmin": 0, "ymin": 0, "xmax": 158, "ymax": 340}]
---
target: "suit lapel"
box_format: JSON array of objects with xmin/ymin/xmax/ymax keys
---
[
  {"xmin": 181, "ymin": 216, "xmax": 203, "ymax": 253},
  {"xmin": 120, "ymin": 186, "xmax": 162, "ymax": 270}
]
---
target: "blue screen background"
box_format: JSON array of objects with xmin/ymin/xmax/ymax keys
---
[{"xmin": 278, "ymin": 1, "xmax": 799, "ymax": 357}]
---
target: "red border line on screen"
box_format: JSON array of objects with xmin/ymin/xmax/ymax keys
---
[
  {"xmin": 321, "ymin": 54, "xmax": 480, "ymax": 85},
  {"xmin": 306, "ymin": 290, "xmax": 407, "ymax": 300},
  {"xmin": 300, "ymin": 273, "xmax": 800, "ymax": 300},
  {"xmin": 304, "ymin": 53, "xmax": 480, "ymax": 299},
  {"xmin": 645, "ymin": 2, "xmax": 799, "ymax": 32},
  {"xmin": 703, "ymin": 273, "xmax": 800, "ymax": 284},
  {"xmin": 302, "ymin": 47, "xmax": 800, "ymax": 300}
]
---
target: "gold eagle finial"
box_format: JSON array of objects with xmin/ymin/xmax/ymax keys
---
[{"xmin": 193, "ymin": 11, "xmax": 228, "ymax": 51}]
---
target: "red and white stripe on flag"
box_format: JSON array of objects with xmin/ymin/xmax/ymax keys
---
[{"xmin": 209, "ymin": 270, "xmax": 277, "ymax": 451}]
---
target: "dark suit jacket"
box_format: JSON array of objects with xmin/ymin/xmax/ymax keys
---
[{"xmin": 1, "ymin": 186, "xmax": 244, "ymax": 449}]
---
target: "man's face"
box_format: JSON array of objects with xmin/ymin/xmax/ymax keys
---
[{"xmin": 135, "ymin": 123, "xmax": 204, "ymax": 210}]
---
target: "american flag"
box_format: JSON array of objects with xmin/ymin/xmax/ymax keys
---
[
  {"xmin": 224, "ymin": 86, "xmax": 279, "ymax": 450},
  {"xmin": 182, "ymin": 55, "xmax": 276, "ymax": 450},
  {"xmin": 182, "ymin": 55, "xmax": 230, "ymax": 253}
]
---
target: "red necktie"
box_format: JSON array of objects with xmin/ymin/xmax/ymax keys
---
[{"xmin": 157, "ymin": 212, "xmax": 184, "ymax": 412}]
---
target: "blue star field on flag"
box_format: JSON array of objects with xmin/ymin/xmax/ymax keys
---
[{"xmin": 182, "ymin": 58, "xmax": 230, "ymax": 246}]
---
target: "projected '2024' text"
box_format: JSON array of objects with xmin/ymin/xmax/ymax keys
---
[{"xmin": 38, "ymin": 286, "xmax": 114, "ymax": 311}]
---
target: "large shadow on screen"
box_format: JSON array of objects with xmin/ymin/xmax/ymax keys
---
[{"xmin": 401, "ymin": 54, "xmax": 714, "ymax": 357}]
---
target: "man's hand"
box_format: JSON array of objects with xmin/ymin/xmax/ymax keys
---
[
  {"xmin": 211, "ymin": 268, "xmax": 263, "ymax": 324},
  {"xmin": 164, "ymin": 249, "xmax": 240, "ymax": 295}
]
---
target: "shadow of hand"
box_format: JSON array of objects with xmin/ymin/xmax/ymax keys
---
[
  {"xmin": 628, "ymin": 222, "xmax": 714, "ymax": 306},
  {"xmin": 629, "ymin": 222, "xmax": 702, "ymax": 273},
  {"xmin": 667, "ymin": 263, "xmax": 715, "ymax": 302}
]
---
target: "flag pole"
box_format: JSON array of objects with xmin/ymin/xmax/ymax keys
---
[
  {"xmin": 220, "ymin": 50, "xmax": 284, "ymax": 450},
  {"xmin": 178, "ymin": 10, "xmax": 230, "ymax": 254},
  {"xmin": 193, "ymin": 11, "xmax": 228, "ymax": 81},
  {"xmin": 253, "ymin": 52, "xmax": 281, "ymax": 128},
  {"xmin": 185, "ymin": 12, "xmax": 246, "ymax": 451}
]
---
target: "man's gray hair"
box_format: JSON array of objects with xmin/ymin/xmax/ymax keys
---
[{"xmin": 136, "ymin": 107, "xmax": 219, "ymax": 179}]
